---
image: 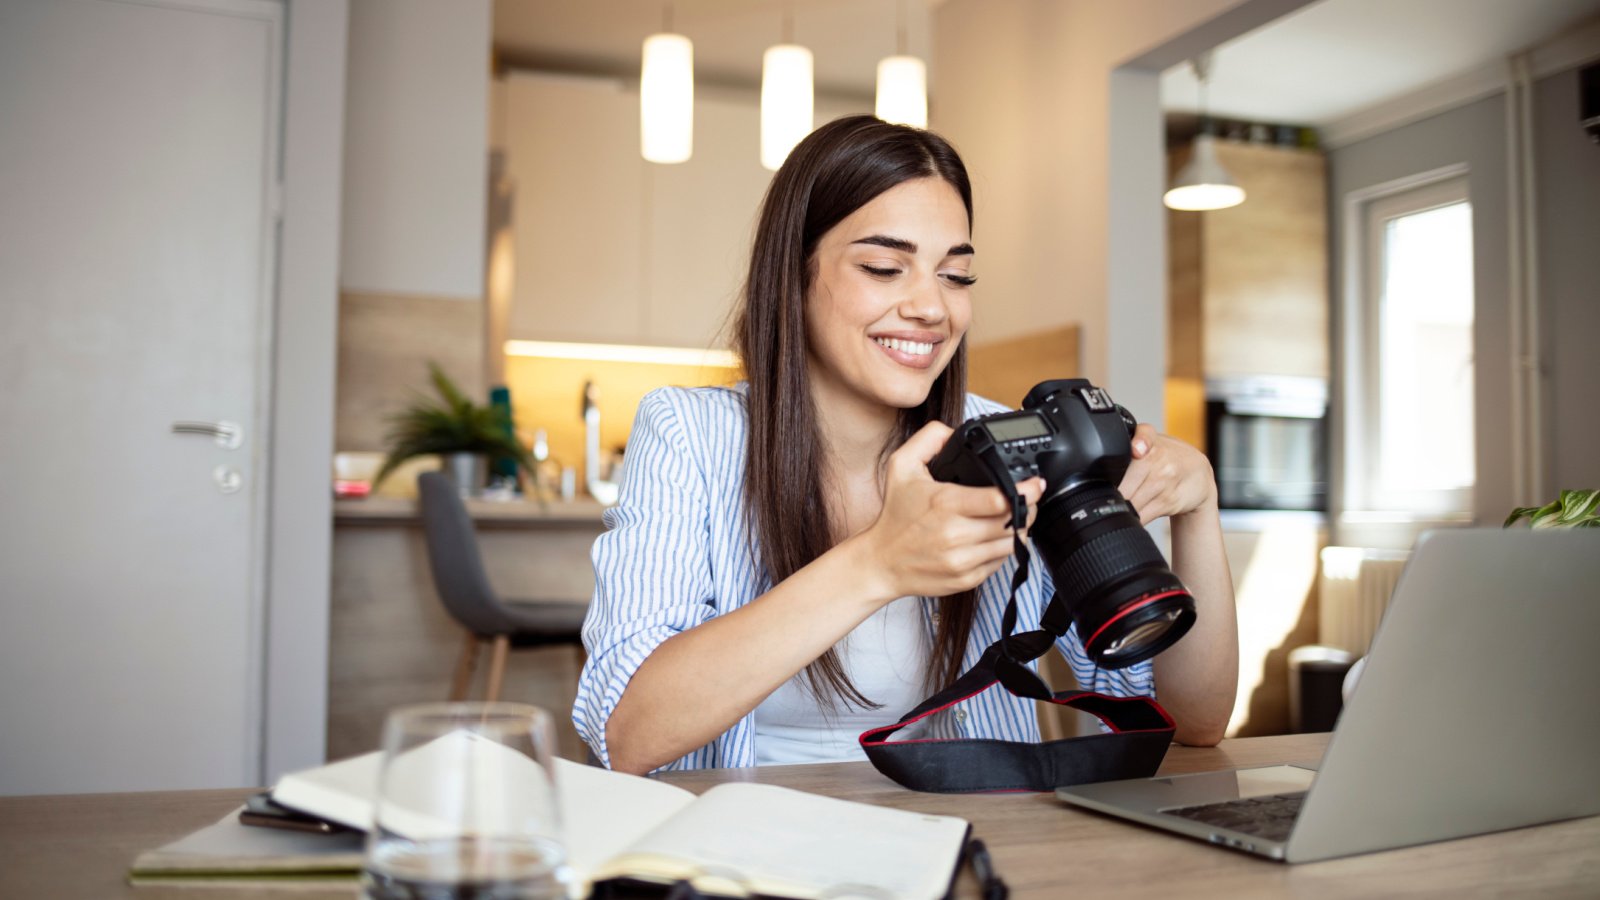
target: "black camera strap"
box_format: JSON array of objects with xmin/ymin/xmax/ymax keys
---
[{"xmin": 858, "ymin": 445, "xmax": 1176, "ymax": 793}]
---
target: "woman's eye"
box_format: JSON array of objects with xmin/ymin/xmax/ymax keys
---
[
  {"xmin": 942, "ymin": 273, "xmax": 978, "ymax": 287},
  {"xmin": 859, "ymin": 264, "xmax": 901, "ymax": 278}
]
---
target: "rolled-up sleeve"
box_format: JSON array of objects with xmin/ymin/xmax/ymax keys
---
[{"xmin": 572, "ymin": 390, "xmax": 718, "ymax": 768}]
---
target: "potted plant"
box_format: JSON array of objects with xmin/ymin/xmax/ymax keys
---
[
  {"xmin": 1504, "ymin": 489, "xmax": 1600, "ymax": 529},
  {"xmin": 373, "ymin": 362, "xmax": 535, "ymax": 497}
]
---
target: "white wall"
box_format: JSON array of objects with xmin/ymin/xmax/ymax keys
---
[
  {"xmin": 929, "ymin": 0, "xmax": 1311, "ymax": 425},
  {"xmin": 1532, "ymin": 64, "xmax": 1600, "ymax": 496},
  {"xmin": 341, "ymin": 0, "xmax": 490, "ymax": 299}
]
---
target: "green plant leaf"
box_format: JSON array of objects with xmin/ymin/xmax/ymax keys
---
[
  {"xmin": 1504, "ymin": 489, "xmax": 1600, "ymax": 529},
  {"xmin": 1556, "ymin": 489, "xmax": 1600, "ymax": 525},
  {"xmin": 371, "ymin": 362, "xmax": 536, "ymax": 490}
]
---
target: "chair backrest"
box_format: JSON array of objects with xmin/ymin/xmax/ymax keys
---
[{"xmin": 416, "ymin": 471, "xmax": 510, "ymax": 636}]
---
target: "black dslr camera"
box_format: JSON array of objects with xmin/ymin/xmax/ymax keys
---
[{"xmin": 929, "ymin": 379, "xmax": 1196, "ymax": 668}]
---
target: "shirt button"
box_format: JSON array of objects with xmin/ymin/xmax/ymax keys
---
[{"xmin": 955, "ymin": 709, "xmax": 968, "ymax": 724}]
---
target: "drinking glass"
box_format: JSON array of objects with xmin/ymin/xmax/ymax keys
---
[{"xmin": 362, "ymin": 702, "xmax": 570, "ymax": 900}]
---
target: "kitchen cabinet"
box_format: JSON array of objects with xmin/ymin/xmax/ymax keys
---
[
  {"xmin": 644, "ymin": 91, "xmax": 774, "ymax": 348},
  {"xmin": 504, "ymin": 72, "xmax": 830, "ymax": 350},
  {"xmin": 504, "ymin": 72, "xmax": 648, "ymax": 345},
  {"xmin": 1167, "ymin": 141, "xmax": 1328, "ymax": 381}
]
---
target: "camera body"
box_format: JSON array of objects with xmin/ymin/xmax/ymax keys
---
[
  {"xmin": 928, "ymin": 379, "xmax": 1139, "ymax": 502},
  {"xmin": 930, "ymin": 379, "xmax": 1196, "ymax": 669}
]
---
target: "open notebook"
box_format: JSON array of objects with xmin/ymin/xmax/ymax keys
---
[{"xmin": 137, "ymin": 735, "xmax": 969, "ymax": 899}]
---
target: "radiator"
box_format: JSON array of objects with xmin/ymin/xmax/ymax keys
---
[{"xmin": 1318, "ymin": 547, "xmax": 1410, "ymax": 656}]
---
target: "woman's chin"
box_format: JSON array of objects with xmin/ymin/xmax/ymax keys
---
[{"xmin": 875, "ymin": 379, "xmax": 939, "ymax": 410}]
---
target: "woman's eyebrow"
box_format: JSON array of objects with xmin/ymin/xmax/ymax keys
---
[
  {"xmin": 851, "ymin": 234, "xmax": 917, "ymax": 253},
  {"xmin": 849, "ymin": 235, "xmax": 977, "ymax": 257}
]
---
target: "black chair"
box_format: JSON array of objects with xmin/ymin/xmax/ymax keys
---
[{"xmin": 416, "ymin": 471, "xmax": 588, "ymax": 702}]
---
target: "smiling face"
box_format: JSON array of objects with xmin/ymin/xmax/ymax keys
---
[{"xmin": 803, "ymin": 176, "xmax": 975, "ymax": 419}]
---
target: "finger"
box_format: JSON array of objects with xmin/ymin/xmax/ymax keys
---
[
  {"xmin": 953, "ymin": 477, "xmax": 1044, "ymax": 520},
  {"xmin": 1128, "ymin": 483, "xmax": 1176, "ymax": 525},
  {"xmin": 930, "ymin": 512, "xmax": 1016, "ymax": 551},
  {"xmin": 895, "ymin": 420, "xmax": 957, "ymax": 469},
  {"xmin": 1119, "ymin": 457, "xmax": 1151, "ymax": 500},
  {"xmin": 1131, "ymin": 424, "xmax": 1158, "ymax": 458},
  {"xmin": 935, "ymin": 483, "xmax": 1014, "ymax": 518},
  {"xmin": 951, "ymin": 535, "xmax": 1020, "ymax": 572},
  {"xmin": 1016, "ymin": 477, "xmax": 1045, "ymax": 507},
  {"xmin": 963, "ymin": 556, "xmax": 1012, "ymax": 591}
]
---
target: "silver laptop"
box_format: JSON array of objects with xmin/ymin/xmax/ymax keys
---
[{"xmin": 1055, "ymin": 528, "xmax": 1600, "ymax": 863}]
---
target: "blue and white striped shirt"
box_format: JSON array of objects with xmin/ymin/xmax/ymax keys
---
[{"xmin": 573, "ymin": 384, "xmax": 1154, "ymax": 771}]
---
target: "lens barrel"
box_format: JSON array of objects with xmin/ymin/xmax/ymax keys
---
[{"xmin": 1030, "ymin": 483, "xmax": 1197, "ymax": 668}]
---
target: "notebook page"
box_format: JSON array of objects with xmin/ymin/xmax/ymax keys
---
[
  {"xmin": 598, "ymin": 782, "xmax": 969, "ymax": 900},
  {"xmin": 556, "ymin": 758, "xmax": 697, "ymax": 881},
  {"xmin": 271, "ymin": 738, "xmax": 697, "ymax": 883}
]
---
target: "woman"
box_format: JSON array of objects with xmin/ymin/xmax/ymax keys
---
[{"xmin": 573, "ymin": 116, "xmax": 1238, "ymax": 775}]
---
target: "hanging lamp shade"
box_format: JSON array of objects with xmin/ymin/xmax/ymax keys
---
[
  {"xmin": 760, "ymin": 43, "xmax": 813, "ymax": 171},
  {"xmin": 1163, "ymin": 134, "xmax": 1245, "ymax": 211},
  {"xmin": 640, "ymin": 32, "xmax": 694, "ymax": 164},
  {"xmin": 875, "ymin": 55, "xmax": 926, "ymax": 128}
]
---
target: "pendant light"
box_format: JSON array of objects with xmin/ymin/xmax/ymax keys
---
[
  {"xmin": 760, "ymin": 2, "xmax": 813, "ymax": 171},
  {"xmin": 1164, "ymin": 52, "xmax": 1245, "ymax": 211},
  {"xmin": 875, "ymin": 0, "xmax": 926, "ymax": 128},
  {"xmin": 640, "ymin": 3, "xmax": 693, "ymax": 164}
]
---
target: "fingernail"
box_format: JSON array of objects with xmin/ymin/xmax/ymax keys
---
[{"xmin": 1133, "ymin": 439, "xmax": 1149, "ymax": 455}]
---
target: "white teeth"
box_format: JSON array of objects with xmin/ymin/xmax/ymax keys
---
[{"xmin": 875, "ymin": 337, "xmax": 934, "ymax": 356}]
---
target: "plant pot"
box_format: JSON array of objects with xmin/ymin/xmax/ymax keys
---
[{"xmin": 440, "ymin": 452, "xmax": 485, "ymax": 498}]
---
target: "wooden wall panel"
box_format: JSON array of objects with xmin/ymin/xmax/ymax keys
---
[
  {"xmin": 966, "ymin": 324, "xmax": 1081, "ymax": 409},
  {"xmin": 1201, "ymin": 142, "xmax": 1329, "ymax": 380}
]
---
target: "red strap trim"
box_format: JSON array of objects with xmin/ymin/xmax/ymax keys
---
[
  {"xmin": 858, "ymin": 680, "xmax": 997, "ymax": 746},
  {"xmin": 859, "ymin": 681, "xmax": 1175, "ymax": 747}
]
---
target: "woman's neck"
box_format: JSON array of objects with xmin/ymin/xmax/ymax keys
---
[{"xmin": 807, "ymin": 369, "xmax": 900, "ymax": 482}]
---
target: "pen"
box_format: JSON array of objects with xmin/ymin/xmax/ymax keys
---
[{"xmin": 967, "ymin": 837, "xmax": 1008, "ymax": 900}]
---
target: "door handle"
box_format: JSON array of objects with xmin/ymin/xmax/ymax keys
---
[{"xmin": 171, "ymin": 420, "xmax": 243, "ymax": 450}]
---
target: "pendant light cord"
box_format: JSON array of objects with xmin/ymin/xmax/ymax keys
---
[
  {"xmin": 1192, "ymin": 51, "xmax": 1214, "ymax": 136},
  {"xmin": 896, "ymin": 0, "xmax": 907, "ymax": 56}
]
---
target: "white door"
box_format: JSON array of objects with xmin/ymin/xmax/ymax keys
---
[{"xmin": 0, "ymin": 0, "xmax": 282, "ymax": 793}]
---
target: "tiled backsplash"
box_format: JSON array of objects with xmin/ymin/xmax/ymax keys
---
[{"xmin": 336, "ymin": 290, "xmax": 485, "ymax": 452}]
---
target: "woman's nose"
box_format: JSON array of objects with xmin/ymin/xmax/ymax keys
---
[{"xmin": 898, "ymin": 272, "xmax": 948, "ymax": 323}]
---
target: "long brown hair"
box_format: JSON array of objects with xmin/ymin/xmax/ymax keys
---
[{"xmin": 733, "ymin": 116, "xmax": 976, "ymax": 709}]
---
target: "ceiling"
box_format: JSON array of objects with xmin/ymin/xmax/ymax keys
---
[
  {"xmin": 1160, "ymin": 0, "xmax": 1600, "ymax": 126},
  {"xmin": 493, "ymin": 0, "xmax": 934, "ymax": 98}
]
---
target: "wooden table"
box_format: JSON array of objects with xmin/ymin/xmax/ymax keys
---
[{"xmin": 3, "ymin": 733, "xmax": 1596, "ymax": 898}]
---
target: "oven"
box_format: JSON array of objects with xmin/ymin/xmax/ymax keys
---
[{"xmin": 1204, "ymin": 376, "xmax": 1327, "ymax": 511}]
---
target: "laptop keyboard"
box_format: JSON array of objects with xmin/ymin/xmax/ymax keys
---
[{"xmin": 1164, "ymin": 791, "xmax": 1307, "ymax": 843}]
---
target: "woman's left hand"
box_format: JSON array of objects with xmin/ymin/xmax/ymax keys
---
[{"xmin": 1117, "ymin": 425, "xmax": 1218, "ymax": 525}]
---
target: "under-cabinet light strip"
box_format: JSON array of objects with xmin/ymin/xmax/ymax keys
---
[{"xmin": 504, "ymin": 340, "xmax": 740, "ymax": 368}]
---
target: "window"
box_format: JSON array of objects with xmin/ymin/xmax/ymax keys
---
[{"xmin": 1350, "ymin": 175, "xmax": 1475, "ymax": 516}]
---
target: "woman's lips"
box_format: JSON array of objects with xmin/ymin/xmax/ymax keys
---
[{"xmin": 871, "ymin": 335, "xmax": 939, "ymax": 370}]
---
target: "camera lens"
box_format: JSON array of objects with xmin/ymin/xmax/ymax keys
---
[{"xmin": 1030, "ymin": 483, "xmax": 1197, "ymax": 668}]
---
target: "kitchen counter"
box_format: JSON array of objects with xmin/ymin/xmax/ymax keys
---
[
  {"xmin": 333, "ymin": 495, "xmax": 609, "ymax": 526},
  {"xmin": 328, "ymin": 495, "xmax": 607, "ymax": 762}
]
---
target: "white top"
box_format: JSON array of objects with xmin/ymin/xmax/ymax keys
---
[{"xmin": 753, "ymin": 596, "xmax": 932, "ymax": 765}]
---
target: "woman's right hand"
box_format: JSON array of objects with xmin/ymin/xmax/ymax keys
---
[{"xmin": 854, "ymin": 421, "xmax": 1043, "ymax": 602}]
